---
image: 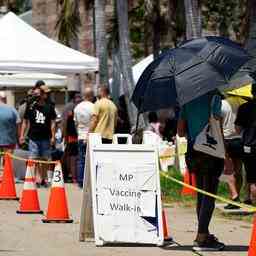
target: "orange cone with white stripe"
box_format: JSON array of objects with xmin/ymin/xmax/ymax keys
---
[
  {"xmin": 42, "ymin": 162, "xmax": 73, "ymax": 223},
  {"xmin": 0, "ymin": 153, "xmax": 18, "ymax": 200},
  {"xmin": 248, "ymin": 215, "xmax": 256, "ymax": 256},
  {"xmin": 181, "ymin": 168, "xmax": 196, "ymax": 196},
  {"xmin": 17, "ymin": 160, "xmax": 43, "ymax": 214}
]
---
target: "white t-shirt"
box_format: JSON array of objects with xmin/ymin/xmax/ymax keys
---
[
  {"xmin": 221, "ymin": 99, "xmax": 240, "ymax": 139},
  {"xmin": 74, "ymin": 101, "xmax": 94, "ymax": 140}
]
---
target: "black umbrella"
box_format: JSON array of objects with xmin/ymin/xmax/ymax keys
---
[{"xmin": 132, "ymin": 36, "xmax": 250, "ymax": 113}]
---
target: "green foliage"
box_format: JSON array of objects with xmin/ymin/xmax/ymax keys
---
[
  {"xmin": 202, "ymin": 0, "xmax": 248, "ymax": 42},
  {"xmin": 56, "ymin": 0, "xmax": 81, "ymax": 46},
  {"xmin": 7, "ymin": 0, "xmax": 31, "ymax": 14}
]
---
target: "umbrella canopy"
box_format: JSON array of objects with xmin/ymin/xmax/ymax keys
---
[
  {"xmin": 0, "ymin": 12, "xmax": 98, "ymax": 74},
  {"xmin": 132, "ymin": 36, "xmax": 250, "ymax": 112}
]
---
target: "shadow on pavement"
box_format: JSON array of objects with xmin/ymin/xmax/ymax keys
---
[{"xmin": 161, "ymin": 243, "xmax": 248, "ymax": 252}]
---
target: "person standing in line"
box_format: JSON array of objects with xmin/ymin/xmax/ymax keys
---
[
  {"xmin": 62, "ymin": 92, "xmax": 81, "ymax": 182},
  {"xmin": 235, "ymin": 82, "xmax": 256, "ymax": 205},
  {"xmin": 74, "ymin": 88, "xmax": 94, "ymax": 188},
  {"xmin": 177, "ymin": 91, "xmax": 225, "ymax": 251},
  {"xmin": 89, "ymin": 85, "xmax": 118, "ymax": 144},
  {"xmin": 19, "ymin": 86, "xmax": 56, "ymax": 187},
  {"xmin": 221, "ymin": 97, "xmax": 244, "ymax": 209},
  {"xmin": 0, "ymin": 91, "xmax": 21, "ymax": 152}
]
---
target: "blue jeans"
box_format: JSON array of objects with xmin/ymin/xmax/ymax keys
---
[
  {"xmin": 28, "ymin": 139, "xmax": 51, "ymax": 159},
  {"xmin": 77, "ymin": 140, "xmax": 87, "ymax": 187}
]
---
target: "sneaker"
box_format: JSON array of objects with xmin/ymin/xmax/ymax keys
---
[
  {"xmin": 193, "ymin": 235, "xmax": 225, "ymax": 252},
  {"xmin": 243, "ymin": 199, "xmax": 252, "ymax": 205},
  {"xmin": 224, "ymin": 197, "xmax": 241, "ymax": 210},
  {"xmin": 41, "ymin": 180, "xmax": 49, "ymax": 188}
]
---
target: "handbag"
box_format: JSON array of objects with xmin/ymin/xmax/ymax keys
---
[{"xmin": 193, "ymin": 115, "xmax": 225, "ymax": 159}]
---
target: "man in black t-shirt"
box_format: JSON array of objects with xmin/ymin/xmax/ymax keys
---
[
  {"xmin": 19, "ymin": 86, "xmax": 56, "ymax": 186},
  {"xmin": 235, "ymin": 83, "xmax": 256, "ymax": 205}
]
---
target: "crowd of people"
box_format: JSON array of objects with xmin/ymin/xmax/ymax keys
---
[
  {"xmin": 0, "ymin": 81, "xmax": 121, "ymax": 188},
  {"xmin": 1, "ymin": 78, "xmax": 256, "ymax": 251}
]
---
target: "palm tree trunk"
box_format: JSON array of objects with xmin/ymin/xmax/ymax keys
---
[
  {"xmin": 94, "ymin": 0, "xmax": 109, "ymax": 86},
  {"xmin": 116, "ymin": 0, "xmax": 137, "ymax": 127},
  {"xmin": 184, "ymin": 0, "xmax": 202, "ymax": 39},
  {"xmin": 111, "ymin": 47, "xmax": 121, "ymax": 103},
  {"xmin": 245, "ymin": 0, "xmax": 256, "ymax": 72},
  {"xmin": 152, "ymin": 0, "xmax": 161, "ymax": 58},
  {"xmin": 167, "ymin": 0, "xmax": 178, "ymax": 47}
]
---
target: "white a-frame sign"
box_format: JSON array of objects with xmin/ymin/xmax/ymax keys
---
[{"xmin": 79, "ymin": 133, "xmax": 164, "ymax": 246}]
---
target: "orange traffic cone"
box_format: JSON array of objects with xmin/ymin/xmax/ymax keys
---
[
  {"xmin": 248, "ymin": 215, "xmax": 256, "ymax": 256},
  {"xmin": 42, "ymin": 162, "xmax": 73, "ymax": 223},
  {"xmin": 0, "ymin": 153, "xmax": 18, "ymax": 200},
  {"xmin": 17, "ymin": 161, "xmax": 43, "ymax": 214},
  {"xmin": 162, "ymin": 209, "xmax": 172, "ymax": 242},
  {"xmin": 181, "ymin": 168, "xmax": 196, "ymax": 196}
]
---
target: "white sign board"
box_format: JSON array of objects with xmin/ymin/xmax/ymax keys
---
[{"xmin": 87, "ymin": 134, "xmax": 164, "ymax": 246}]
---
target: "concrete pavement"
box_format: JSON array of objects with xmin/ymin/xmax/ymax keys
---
[{"xmin": 0, "ymin": 184, "xmax": 251, "ymax": 256}]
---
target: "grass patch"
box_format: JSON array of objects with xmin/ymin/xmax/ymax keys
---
[
  {"xmin": 161, "ymin": 168, "xmax": 196, "ymax": 207},
  {"xmin": 160, "ymin": 167, "xmax": 254, "ymax": 222}
]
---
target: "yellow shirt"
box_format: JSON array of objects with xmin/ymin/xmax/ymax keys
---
[{"xmin": 93, "ymin": 98, "xmax": 117, "ymax": 140}]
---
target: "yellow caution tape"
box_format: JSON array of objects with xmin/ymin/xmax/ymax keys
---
[
  {"xmin": 160, "ymin": 171, "xmax": 256, "ymax": 213},
  {"xmin": 0, "ymin": 152, "xmax": 58, "ymax": 165}
]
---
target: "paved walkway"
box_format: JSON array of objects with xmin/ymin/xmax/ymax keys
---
[{"xmin": 0, "ymin": 184, "xmax": 252, "ymax": 256}]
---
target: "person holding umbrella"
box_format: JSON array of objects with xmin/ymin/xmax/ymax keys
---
[
  {"xmin": 177, "ymin": 92, "xmax": 225, "ymax": 251},
  {"xmin": 131, "ymin": 36, "xmax": 250, "ymax": 252}
]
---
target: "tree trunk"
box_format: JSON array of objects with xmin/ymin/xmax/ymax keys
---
[
  {"xmin": 244, "ymin": 0, "xmax": 256, "ymax": 72},
  {"xmin": 94, "ymin": 0, "xmax": 109, "ymax": 86},
  {"xmin": 152, "ymin": 0, "xmax": 161, "ymax": 58},
  {"xmin": 111, "ymin": 47, "xmax": 122, "ymax": 104},
  {"xmin": 167, "ymin": 0, "xmax": 178, "ymax": 47},
  {"xmin": 116, "ymin": 0, "xmax": 137, "ymax": 127},
  {"xmin": 184, "ymin": 0, "xmax": 202, "ymax": 39}
]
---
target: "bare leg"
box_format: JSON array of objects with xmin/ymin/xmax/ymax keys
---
[
  {"xmin": 233, "ymin": 158, "xmax": 243, "ymax": 196},
  {"xmin": 250, "ymin": 184, "xmax": 256, "ymax": 204},
  {"xmin": 70, "ymin": 156, "xmax": 77, "ymax": 181},
  {"xmin": 226, "ymin": 174, "xmax": 239, "ymax": 199}
]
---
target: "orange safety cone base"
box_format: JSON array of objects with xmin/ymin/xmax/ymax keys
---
[
  {"xmin": 42, "ymin": 219, "xmax": 73, "ymax": 223},
  {"xmin": 42, "ymin": 187, "xmax": 73, "ymax": 223},
  {"xmin": 17, "ymin": 189, "xmax": 42, "ymax": 214},
  {"xmin": 162, "ymin": 209, "xmax": 173, "ymax": 243},
  {"xmin": 248, "ymin": 216, "xmax": 256, "ymax": 256},
  {"xmin": 0, "ymin": 196, "xmax": 19, "ymax": 200},
  {"xmin": 17, "ymin": 210, "xmax": 43, "ymax": 214},
  {"xmin": 0, "ymin": 154, "xmax": 18, "ymax": 199}
]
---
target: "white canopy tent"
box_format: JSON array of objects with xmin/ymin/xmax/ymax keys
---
[
  {"xmin": 0, "ymin": 73, "xmax": 67, "ymax": 89},
  {"xmin": 110, "ymin": 55, "xmax": 153, "ymax": 97},
  {"xmin": 132, "ymin": 55, "xmax": 153, "ymax": 84},
  {"xmin": 0, "ymin": 12, "xmax": 98, "ymax": 74}
]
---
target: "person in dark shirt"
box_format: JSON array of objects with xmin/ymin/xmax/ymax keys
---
[
  {"xmin": 235, "ymin": 83, "xmax": 256, "ymax": 205},
  {"xmin": 62, "ymin": 91, "xmax": 81, "ymax": 182},
  {"xmin": 19, "ymin": 86, "xmax": 56, "ymax": 186}
]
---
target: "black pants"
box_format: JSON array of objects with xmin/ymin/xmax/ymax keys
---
[
  {"xmin": 196, "ymin": 172, "xmax": 220, "ymax": 234},
  {"xmin": 186, "ymin": 150, "xmax": 223, "ymax": 234}
]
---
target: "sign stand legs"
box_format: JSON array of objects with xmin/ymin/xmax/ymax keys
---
[{"xmin": 79, "ymin": 144, "xmax": 94, "ymax": 242}]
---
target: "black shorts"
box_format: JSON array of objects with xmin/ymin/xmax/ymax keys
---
[
  {"xmin": 225, "ymin": 138, "xmax": 243, "ymax": 158},
  {"xmin": 185, "ymin": 149, "xmax": 224, "ymax": 177},
  {"xmin": 243, "ymin": 153, "xmax": 256, "ymax": 183}
]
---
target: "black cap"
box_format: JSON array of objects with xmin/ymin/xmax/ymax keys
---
[{"xmin": 35, "ymin": 80, "xmax": 45, "ymax": 88}]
